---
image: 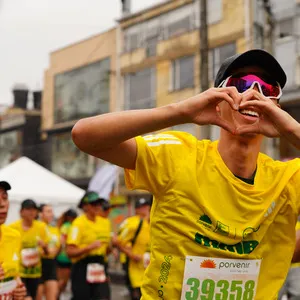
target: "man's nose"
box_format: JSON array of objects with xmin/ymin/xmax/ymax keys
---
[{"xmin": 252, "ymin": 82, "xmax": 260, "ymax": 92}]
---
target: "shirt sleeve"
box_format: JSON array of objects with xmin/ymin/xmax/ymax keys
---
[
  {"xmin": 124, "ymin": 131, "xmax": 195, "ymax": 195},
  {"xmin": 118, "ymin": 219, "xmax": 137, "ymax": 247},
  {"xmin": 67, "ymin": 222, "xmax": 82, "ymax": 246}
]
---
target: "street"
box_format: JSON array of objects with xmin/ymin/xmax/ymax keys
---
[{"xmin": 60, "ymin": 282, "xmax": 130, "ymax": 300}]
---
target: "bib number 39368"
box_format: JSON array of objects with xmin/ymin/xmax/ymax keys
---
[
  {"xmin": 181, "ymin": 256, "xmax": 261, "ymax": 300},
  {"xmin": 86, "ymin": 263, "xmax": 106, "ymax": 283}
]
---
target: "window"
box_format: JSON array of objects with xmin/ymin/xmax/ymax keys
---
[
  {"xmin": 51, "ymin": 132, "xmax": 96, "ymax": 179},
  {"xmin": 168, "ymin": 16, "xmax": 191, "ymax": 37},
  {"xmin": 171, "ymin": 56, "xmax": 195, "ymax": 91},
  {"xmin": 209, "ymin": 43, "xmax": 236, "ymax": 82},
  {"xmin": 124, "ymin": 68, "xmax": 156, "ymax": 110},
  {"xmin": 54, "ymin": 58, "xmax": 110, "ymax": 123},
  {"xmin": 278, "ymin": 19, "xmax": 293, "ymax": 38},
  {"xmin": 166, "ymin": 5, "xmax": 193, "ymax": 38},
  {"xmin": 0, "ymin": 131, "xmax": 20, "ymax": 168}
]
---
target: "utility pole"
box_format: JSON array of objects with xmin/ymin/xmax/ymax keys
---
[
  {"xmin": 199, "ymin": 0, "xmax": 210, "ymax": 139},
  {"xmin": 263, "ymin": 0, "xmax": 274, "ymax": 54},
  {"xmin": 262, "ymin": 0, "xmax": 278, "ymax": 158}
]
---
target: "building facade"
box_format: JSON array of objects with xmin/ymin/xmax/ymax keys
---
[
  {"xmin": 0, "ymin": 87, "xmax": 44, "ymax": 168},
  {"xmin": 119, "ymin": 0, "xmax": 256, "ymax": 143},
  {"xmin": 42, "ymin": 28, "xmax": 117, "ymax": 188},
  {"xmin": 271, "ymin": 0, "xmax": 300, "ymax": 160},
  {"xmin": 41, "ymin": 0, "xmax": 300, "ymax": 189}
]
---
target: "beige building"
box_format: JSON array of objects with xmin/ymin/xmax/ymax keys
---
[
  {"xmin": 42, "ymin": 28, "xmax": 117, "ymax": 187},
  {"xmin": 41, "ymin": 0, "xmax": 300, "ymax": 188},
  {"xmin": 119, "ymin": 0, "xmax": 252, "ymax": 141}
]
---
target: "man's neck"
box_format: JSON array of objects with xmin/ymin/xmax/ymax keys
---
[
  {"xmin": 22, "ymin": 218, "xmax": 33, "ymax": 228},
  {"xmin": 86, "ymin": 213, "xmax": 96, "ymax": 222},
  {"xmin": 218, "ymin": 133, "xmax": 262, "ymax": 178}
]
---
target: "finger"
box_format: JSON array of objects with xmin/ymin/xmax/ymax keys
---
[
  {"xmin": 239, "ymin": 100, "xmax": 269, "ymax": 110},
  {"xmin": 217, "ymin": 87, "xmax": 242, "ymax": 108},
  {"xmin": 211, "ymin": 91, "xmax": 239, "ymax": 111},
  {"xmin": 241, "ymin": 89, "xmax": 271, "ymax": 104},
  {"xmin": 218, "ymin": 86, "xmax": 242, "ymax": 102}
]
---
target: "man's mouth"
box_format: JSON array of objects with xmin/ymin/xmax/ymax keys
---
[{"xmin": 239, "ymin": 109, "xmax": 259, "ymax": 118}]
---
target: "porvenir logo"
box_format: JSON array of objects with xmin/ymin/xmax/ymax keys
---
[{"xmin": 200, "ymin": 259, "xmax": 217, "ymax": 269}]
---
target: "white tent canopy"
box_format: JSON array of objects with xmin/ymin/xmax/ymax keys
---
[{"xmin": 0, "ymin": 157, "xmax": 85, "ymax": 224}]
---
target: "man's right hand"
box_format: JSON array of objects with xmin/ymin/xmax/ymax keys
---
[{"xmin": 177, "ymin": 87, "xmax": 241, "ymax": 133}]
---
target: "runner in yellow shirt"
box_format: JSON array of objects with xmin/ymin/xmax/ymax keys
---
[
  {"xmin": 56, "ymin": 209, "xmax": 77, "ymax": 298},
  {"xmin": 0, "ymin": 181, "xmax": 26, "ymax": 300},
  {"xmin": 36, "ymin": 204, "xmax": 60, "ymax": 300},
  {"xmin": 116, "ymin": 198, "xmax": 151, "ymax": 300},
  {"xmin": 72, "ymin": 49, "xmax": 300, "ymax": 299},
  {"xmin": 66, "ymin": 192, "xmax": 111, "ymax": 300},
  {"xmin": 10, "ymin": 199, "xmax": 49, "ymax": 300}
]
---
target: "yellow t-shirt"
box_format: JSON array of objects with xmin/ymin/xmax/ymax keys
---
[
  {"xmin": 43, "ymin": 225, "xmax": 60, "ymax": 259},
  {"xmin": 125, "ymin": 131, "xmax": 300, "ymax": 300},
  {"xmin": 9, "ymin": 219, "xmax": 49, "ymax": 278},
  {"xmin": 67, "ymin": 215, "xmax": 111, "ymax": 263},
  {"xmin": 118, "ymin": 215, "xmax": 150, "ymax": 288},
  {"xmin": 0, "ymin": 225, "xmax": 21, "ymax": 296}
]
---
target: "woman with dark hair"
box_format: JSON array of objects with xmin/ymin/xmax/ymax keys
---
[{"xmin": 56, "ymin": 209, "xmax": 77, "ymax": 298}]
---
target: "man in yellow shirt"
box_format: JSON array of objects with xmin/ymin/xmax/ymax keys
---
[
  {"xmin": 116, "ymin": 197, "xmax": 151, "ymax": 300},
  {"xmin": 72, "ymin": 49, "xmax": 300, "ymax": 299},
  {"xmin": 0, "ymin": 181, "xmax": 26, "ymax": 300},
  {"xmin": 67, "ymin": 192, "xmax": 111, "ymax": 300},
  {"xmin": 36, "ymin": 204, "xmax": 60, "ymax": 300},
  {"xmin": 10, "ymin": 199, "xmax": 49, "ymax": 300}
]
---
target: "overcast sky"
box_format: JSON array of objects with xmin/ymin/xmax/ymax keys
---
[{"xmin": 0, "ymin": 0, "xmax": 164, "ymax": 107}]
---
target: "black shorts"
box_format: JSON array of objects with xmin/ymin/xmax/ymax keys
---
[
  {"xmin": 71, "ymin": 256, "xmax": 110, "ymax": 300},
  {"xmin": 56, "ymin": 260, "xmax": 72, "ymax": 269},
  {"xmin": 21, "ymin": 277, "xmax": 40, "ymax": 299},
  {"xmin": 40, "ymin": 258, "xmax": 57, "ymax": 283}
]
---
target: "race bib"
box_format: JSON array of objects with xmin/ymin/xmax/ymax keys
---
[
  {"xmin": 86, "ymin": 263, "xmax": 106, "ymax": 283},
  {"xmin": 181, "ymin": 256, "xmax": 261, "ymax": 300},
  {"xmin": 21, "ymin": 248, "xmax": 39, "ymax": 267},
  {"xmin": 0, "ymin": 279, "xmax": 17, "ymax": 300}
]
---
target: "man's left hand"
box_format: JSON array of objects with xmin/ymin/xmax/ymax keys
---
[{"xmin": 235, "ymin": 89, "xmax": 300, "ymax": 139}]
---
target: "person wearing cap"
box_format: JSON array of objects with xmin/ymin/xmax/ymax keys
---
[
  {"xmin": 55, "ymin": 208, "xmax": 77, "ymax": 298},
  {"xmin": 66, "ymin": 191, "xmax": 111, "ymax": 300},
  {"xmin": 0, "ymin": 181, "xmax": 26, "ymax": 299},
  {"xmin": 72, "ymin": 48, "xmax": 300, "ymax": 299},
  {"xmin": 36, "ymin": 204, "xmax": 60, "ymax": 300},
  {"xmin": 115, "ymin": 197, "xmax": 151, "ymax": 300},
  {"xmin": 10, "ymin": 199, "xmax": 49, "ymax": 300}
]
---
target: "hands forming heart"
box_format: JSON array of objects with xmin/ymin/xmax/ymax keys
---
[{"xmin": 178, "ymin": 87, "xmax": 299, "ymax": 139}]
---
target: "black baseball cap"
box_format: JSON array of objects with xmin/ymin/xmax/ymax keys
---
[
  {"xmin": 135, "ymin": 198, "xmax": 151, "ymax": 209},
  {"xmin": 21, "ymin": 199, "xmax": 38, "ymax": 210},
  {"xmin": 78, "ymin": 191, "xmax": 101, "ymax": 208},
  {"xmin": 0, "ymin": 181, "xmax": 11, "ymax": 191},
  {"xmin": 214, "ymin": 49, "xmax": 287, "ymax": 88}
]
